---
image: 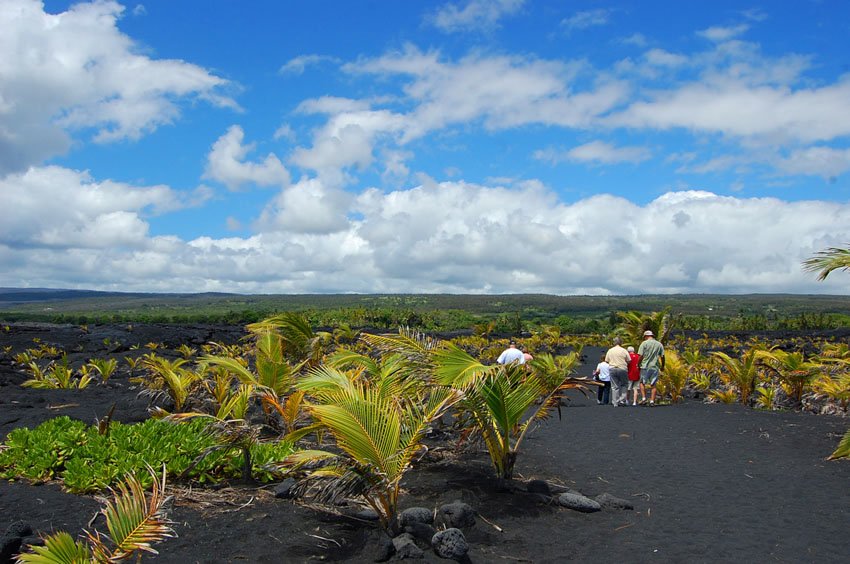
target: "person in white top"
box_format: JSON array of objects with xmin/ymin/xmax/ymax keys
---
[
  {"xmin": 497, "ymin": 342, "xmax": 525, "ymax": 365},
  {"xmin": 593, "ymin": 354, "xmax": 611, "ymax": 405},
  {"xmin": 605, "ymin": 337, "xmax": 631, "ymax": 407}
]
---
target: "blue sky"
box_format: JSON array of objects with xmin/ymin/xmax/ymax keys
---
[{"xmin": 3, "ymin": 0, "xmax": 850, "ymax": 294}]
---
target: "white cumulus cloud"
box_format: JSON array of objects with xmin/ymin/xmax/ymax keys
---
[
  {"xmin": 2, "ymin": 178, "xmax": 849, "ymax": 294},
  {"xmin": 429, "ymin": 0, "xmax": 524, "ymax": 33},
  {"xmin": 561, "ymin": 9, "xmax": 612, "ymax": 31},
  {"xmin": 0, "ymin": 165, "xmax": 201, "ymax": 250},
  {"xmin": 0, "ymin": 0, "xmax": 235, "ymax": 174},
  {"xmin": 535, "ymin": 141, "xmax": 651, "ymax": 165},
  {"xmin": 204, "ymin": 126, "xmax": 291, "ymax": 190}
]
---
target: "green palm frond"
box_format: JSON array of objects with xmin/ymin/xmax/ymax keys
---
[
  {"xmin": 802, "ymin": 245, "xmax": 850, "ymax": 281},
  {"xmin": 256, "ymin": 386, "xmax": 307, "ymax": 433},
  {"xmin": 657, "ymin": 349, "xmax": 690, "ymax": 402},
  {"xmin": 247, "ymin": 312, "xmax": 326, "ymax": 365},
  {"xmin": 828, "ymin": 428, "xmax": 850, "ymax": 460},
  {"xmin": 711, "ymin": 348, "xmax": 763, "ymax": 404},
  {"xmin": 755, "ymin": 349, "xmax": 820, "ymax": 402},
  {"xmin": 20, "ymin": 469, "xmax": 175, "ymax": 563},
  {"xmin": 296, "ymin": 376, "xmax": 460, "ymax": 531},
  {"xmin": 528, "ymin": 352, "xmax": 580, "ymax": 388},
  {"xmin": 199, "ymin": 355, "xmax": 254, "ymax": 384},
  {"xmin": 89, "ymin": 470, "xmax": 175, "ymax": 561},
  {"xmin": 325, "ymin": 349, "xmax": 379, "ymax": 375},
  {"xmin": 16, "ymin": 531, "xmax": 91, "ymax": 563},
  {"xmin": 617, "ymin": 308, "xmax": 674, "ymax": 345},
  {"xmin": 311, "ymin": 389, "xmax": 402, "ymax": 475},
  {"xmin": 215, "ymin": 384, "xmax": 254, "ymax": 420},
  {"xmin": 450, "ymin": 355, "xmax": 596, "ymax": 480},
  {"xmin": 360, "ymin": 329, "xmax": 439, "ymax": 372},
  {"xmin": 481, "ymin": 368, "xmax": 540, "ymax": 436},
  {"xmin": 431, "ymin": 342, "xmax": 493, "ymax": 388},
  {"xmin": 299, "ymin": 365, "xmax": 357, "ymax": 399}
]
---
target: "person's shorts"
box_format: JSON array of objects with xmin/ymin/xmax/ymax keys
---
[
  {"xmin": 627, "ymin": 379, "xmax": 640, "ymax": 390},
  {"xmin": 640, "ymin": 367, "xmax": 659, "ymax": 386}
]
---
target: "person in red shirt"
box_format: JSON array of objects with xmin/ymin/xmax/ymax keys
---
[{"xmin": 627, "ymin": 346, "xmax": 641, "ymax": 406}]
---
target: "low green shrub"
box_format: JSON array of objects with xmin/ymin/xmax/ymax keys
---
[{"xmin": 0, "ymin": 416, "xmax": 294, "ymax": 493}]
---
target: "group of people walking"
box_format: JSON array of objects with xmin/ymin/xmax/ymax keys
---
[
  {"xmin": 494, "ymin": 332, "xmax": 665, "ymax": 406},
  {"xmin": 594, "ymin": 331, "xmax": 665, "ymax": 406}
]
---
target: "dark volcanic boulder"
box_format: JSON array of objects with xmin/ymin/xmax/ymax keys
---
[
  {"xmin": 1, "ymin": 522, "xmax": 33, "ymax": 564},
  {"xmin": 399, "ymin": 506, "xmax": 434, "ymax": 528},
  {"xmin": 431, "ymin": 528, "xmax": 469, "ymax": 560},
  {"xmin": 374, "ymin": 534, "xmax": 395, "ymax": 562},
  {"xmin": 392, "ymin": 533, "xmax": 424, "ymax": 559},
  {"xmin": 595, "ymin": 493, "xmax": 635, "ymax": 510},
  {"xmin": 404, "ymin": 521, "xmax": 436, "ymax": 544},
  {"xmin": 557, "ymin": 492, "xmax": 602, "ymax": 513},
  {"xmin": 436, "ymin": 501, "xmax": 476, "ymax": 529},
  {"xmin": 3, "ymin": 523, "xmax": 32, "ymax": 539},
  {"xmin": 0, "ymin": 536, "xmax": 24, "ymax": 564},
  {"xmin": 525, "ymin": 479, "xmax": 551, "ymax": 494},
  {"xmin": 273, "ymin": 478, "xmax": 297, "ymax": 499}
]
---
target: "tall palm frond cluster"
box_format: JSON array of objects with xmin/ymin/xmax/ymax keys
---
[
  {"xmin": 281, "ymin": 329, "xmax": 596, "ymax": 533},
  {"xmin": 803, "ymin": 244, "xmax": 850, "ymax": 459}
]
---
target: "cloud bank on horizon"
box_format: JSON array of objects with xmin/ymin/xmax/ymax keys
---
[{"xmin": 2, "ymin": 0, "xmax": 850, "ymax": 295}]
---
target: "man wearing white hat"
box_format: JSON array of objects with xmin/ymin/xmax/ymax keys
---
[{"xmin": 637, "ymin": 330, "xmax": 665, "ymax": 406}]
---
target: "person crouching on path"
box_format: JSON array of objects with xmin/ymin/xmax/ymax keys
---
[
  {"xmin": 593, "ymin": 354, "xmax": 611, "ymax": 405},
  {"xmin": 605, "ymin": 337, "xmax": 631, "ymax": 407},
  {"xmin": 637, "ymin": 330, "xmax": 665, "ymax": 406},
  {"xmin": 497, "ymin": 341, "xmax": 525, "ymax": 365},
  {"xmin": 627, "ymin": 346, "xmax": 641, "ymax": 406}
]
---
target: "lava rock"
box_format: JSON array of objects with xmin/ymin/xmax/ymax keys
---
[
  {"xmin": 404, "ymin": 521, "xmax": 436, "ymax": 544},
  {"xmin": 0, "ymin": 535, "xmax": 24, "ymax": 564},
  {"xmin": 343, "ymin": 506, "xmax": 380, "ymax": 521},
  {"xmin": 374, "ymin": 535, "xmax": 395, "ymax": 562},
  {"xmin": 392, "ymin": 533, "xmax": 424, "ymax": 559},
  {"xmin": 437, "ymin": 501, "xmax": 476, "ymax": 529},
  {"xmin": 595, "ymin": 493, "xmax": 634, "ymax": 510},
  {"xmin": 273, "ymin": 478, "xmax": 297, "ymax": 499},
  {"xmin": 528, "ymin": 493, "xmax": 553, "ymax": 504},
  {"xmin": 432, "ymin": 528, "xmax": 469, "ymax": 561},
  {"xmin": 399, "ymin": 506, "xmax": 434, "ymax": 528},
  {"xmin": 556, "ymin": 492, "xmax": 602, "ymax": 513},
  {"xmin": 545, "ymin": 482, "xmax": 570, "ymax": 494},
  {"xmin": 525, "ymin": 479, "xmax": 551, "ymax": 494},
  {"xmin": 4, "ymin": 522, "xmax": 32, "ymax": 539}
]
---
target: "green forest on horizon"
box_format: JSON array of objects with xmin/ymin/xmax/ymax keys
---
[{"xmin": 1, "ymin": 290, "xmax": 848, "ymax": 334}]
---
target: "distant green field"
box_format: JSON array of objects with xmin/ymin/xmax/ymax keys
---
[{"xmin": 1, "ymin": 289, "xmax": 849, "ymax": 333}]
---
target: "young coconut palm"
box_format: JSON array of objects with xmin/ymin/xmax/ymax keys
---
[
  {"xmin": 811, "ymin": 367, "xmax": 850, "ymax": 412},
  {"xmin": 247, "ymin": 312, "xmax": 332, "ymax": 368},
  {"xmin": 17, "ymin": 468, "xmax": 174, "ymax": 563},
  {"xmin": 200, "ymin": 326, "xmax": 305, "ymax": 433},
  {"xmin": 711, "ymin": 347, "xmax": 764, "ymax": 405},
  {"xmin": 138, "ymin": 355, "xmax": 200, "ymax": 412},
  {"xmin": 617, "ymin": 308, "xmax": 675, "ymax": 346},
  {"xmin": 157, "ymin": 384, "xmax": 265, "ymax": 483},
  {"xmin": 755, "ymin": 349, "xmax": 821, "ymax": 404},
  {"xmin": 657, "ymin": 349, "xmax": 689, "ymax": 403},
  {"xmin": 287, "ymin": 365, "xmax": 461, "ymax": 534},
  {"xmin": 433, "ymin": 343, "xmax": 595, "ymax": 483}
]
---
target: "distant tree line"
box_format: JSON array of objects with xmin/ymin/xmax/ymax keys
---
[{"xmin": 3, "ymin": 306, "xmax": 849, "ymax": 334}]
